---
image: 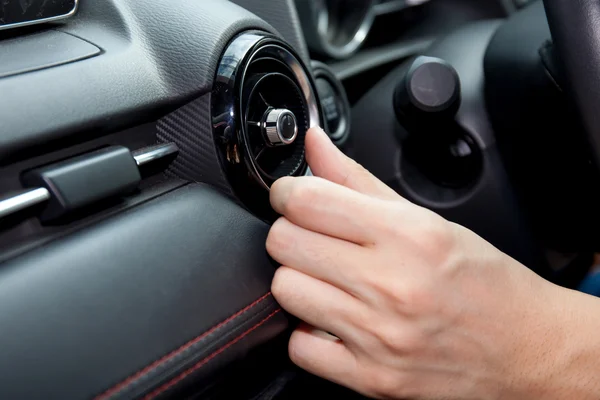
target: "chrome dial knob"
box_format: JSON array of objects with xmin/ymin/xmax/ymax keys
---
[{"xmin": 263, "ymin": 108, "xmax": 298, "ymax": 146}]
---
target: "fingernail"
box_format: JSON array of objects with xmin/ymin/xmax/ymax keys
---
[{"xmin": 309, "ymin": 126, "xmax": 333, "ymax": 147}]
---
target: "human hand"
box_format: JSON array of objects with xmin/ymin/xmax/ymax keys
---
[{"xmin": 266, "ymin": 127, "xmax": 598, "ymax": 399}]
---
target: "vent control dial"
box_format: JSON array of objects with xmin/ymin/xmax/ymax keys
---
[{"xmin": 264, "ymin": 108, "xmax": 298, "ymax": 146}]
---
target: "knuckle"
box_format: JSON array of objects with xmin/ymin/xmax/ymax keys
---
[
  {"xmin": 364, "ymin": 315, "xmax": 425, "ymax": 355},
  {"xmin": 346, "ymin": 160, "xmax": 368, "ymax": 181},
  {"xmin": 370, "ymin": 205, "xmax": 400, "ymax": 238},
  {"xmin": 350, "ymin": 158, "xmax": 369, "ymax": 176},
  {"xmin": 285, "ymin": 181, "xmax": 319, "ymax": 215},
  {"xmin": 372, "ymin": 203, "xmax": 457, "ymax": 260},
  {"xmin": 398, "ymin": 285, "xmax": 435, "ymax": 313},
  {"xmin": 382, "ymin": 280, "xmax": 439, "ymax": 318},
  {"xmin": 305, "ymin": 246, "xmax": 331, "ymax": 269},
  {"xmin": 364, "ymin": 368, "xmax": 405, "ymax": 398},
  {"xmin": 303, "ymin": 237, "xmax": 338, "ymax": 268},
  {"xmin": 339, "ymin": 158, "xmax": 358, "ymax": 179},
  {"xmin": 374, "ymin": 328, "xmax": 402, "ymax": 352},
  {"xmin": 364, "ymin": 318, "xmax": 400, "ymax": 351},
  {"xmin": 373, "ymin": 324, "xmax": 413, "ymax": 353},
  {"xmin": 415, "ymin": 214, "xmax": 456, "ymax": 265},
  {"xmin": 349, "ymin": 304, "xmax": 378, "ymax": 331}
]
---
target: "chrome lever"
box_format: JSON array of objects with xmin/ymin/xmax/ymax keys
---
[
  {"xmin": 0, "ymin": 142, "xmax": 179, "ymax": 221},
  {"xmin": 0, "ymin": 188, "xmax": 51, "ymax": 219}
]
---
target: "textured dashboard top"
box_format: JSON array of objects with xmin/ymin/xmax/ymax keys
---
[
  {"xmin": 0, "ymin": 0, "xmax": 281, "ymax": 163},
  {"xmin": 231, "ymin": 0, "xmax": 310, "ymax": 63}
]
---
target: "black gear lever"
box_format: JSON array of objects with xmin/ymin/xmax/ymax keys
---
[
  {"xmin": 394, "ymin": 56, "xmax": 461, "ymax": 128},
  {"xmin": 393, "ymin": 56, "xmax": 481, "ymax": 189}
]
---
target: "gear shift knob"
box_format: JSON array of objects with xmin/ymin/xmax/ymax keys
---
[
  {"xmin": 394, "ymin": 56, "xmax": 461, "ymax": 126},
  {"xmin": 394, "ymin": 56, "xmax": 480, "ymax": 188}
]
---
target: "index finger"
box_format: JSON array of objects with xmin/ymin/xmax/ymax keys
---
[
  {"xmin": 305, "ymin": 127, "xmax": 400, "ymax": 201},
  {"xmin": 270, "ymin": 176, "xmax": 385, "ymax": 246}
]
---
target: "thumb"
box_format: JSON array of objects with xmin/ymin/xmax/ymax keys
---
[{"xmin": 305, "ymin": 127, "xmax": 399, "ymax": 200}]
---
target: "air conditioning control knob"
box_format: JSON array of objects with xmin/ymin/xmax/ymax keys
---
[{"xmin": 263, "ymin": 108, "xmax": 298, "ymax": 146}]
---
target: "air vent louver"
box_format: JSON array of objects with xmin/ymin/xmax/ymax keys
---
[
  {"xmin": 212, "ymin": 33, "xmax": 322, "ymax": 217},
  {"xmin": 243, "ymin": 66, "xmax": 308, "ymax": 184}
]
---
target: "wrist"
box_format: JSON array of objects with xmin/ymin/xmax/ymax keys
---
[{"xmin": 513, "ymin": 282, "xmax": 600, "ymax": 399}]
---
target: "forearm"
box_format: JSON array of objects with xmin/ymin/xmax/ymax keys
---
[{"xmin": 522, "ymin": 284, "xmax": 600, "ymax": 399}]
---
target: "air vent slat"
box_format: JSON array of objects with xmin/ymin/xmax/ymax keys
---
[
  {"xmin": 243, "ymin": 71, "xmax": 308, "ymax": 183},
  {"xmin": 212, "ymin": 33, "xmax": 322, "ymax": 217}
]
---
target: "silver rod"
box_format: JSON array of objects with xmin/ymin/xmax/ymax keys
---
[
  {"xmin": 0, "ymin": 188, "xmax": 50, "ymax": 219},
  {"xmin": 132, "ymin": 143, "xmax": 179, "ymax": 167}
]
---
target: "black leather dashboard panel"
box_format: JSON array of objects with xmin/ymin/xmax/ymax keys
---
[{"xmin": 0, "ymin": 184, "xmax": 287, "ymax": 399}]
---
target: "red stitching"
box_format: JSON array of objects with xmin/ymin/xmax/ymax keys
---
[
  {"xmin": 95, "ymin": 292, "xmax": 273, "ymax": 400},
  {"xmin": 144, "ymin": 309, "xmax": 282, "ymax": 400}
]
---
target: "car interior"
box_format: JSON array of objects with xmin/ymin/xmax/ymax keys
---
[{"xmin": 0, "ymin": 0, "xmax": 598, "ymax": 398}]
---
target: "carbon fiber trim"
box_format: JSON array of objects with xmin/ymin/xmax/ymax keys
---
[{"xmin": 156, "ymin": 95, "xmax": 233, "ymax": 196}]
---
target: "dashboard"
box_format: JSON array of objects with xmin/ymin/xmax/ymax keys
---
[{"xmin": 0, "ymin": 0, "xmax": 577, "ymax": 399}]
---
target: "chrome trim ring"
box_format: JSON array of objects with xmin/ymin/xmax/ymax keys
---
[
  {"xmin": 241, "ymin": 43, "xmax": 319, "ymax": 189},
  {"xmin": 296, "ymin": 0, "xmax": 376, "ymax": 59},
  {"xmin": 315, "ymin": 1, "xmax": 376, "ymax": 59},
  {"xmin": 297, "ymin": 0, "xmax": 432, "ymax": 59},
  {"xmin": 312, "ymin": 60, "xmax": 351, "ymax": 145},
  {"xmin": 212, "ymin": 32, "xmax": 322, "ymax": 199}
]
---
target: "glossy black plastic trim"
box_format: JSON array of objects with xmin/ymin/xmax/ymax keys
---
[{"xmin": 212, "ymin": 32, "xmax": 321, "ymax": 215}]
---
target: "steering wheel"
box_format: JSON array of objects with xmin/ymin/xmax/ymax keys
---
[{"xmin": 544, "ymin": 0, "xmax": 600, "ymax": 170}]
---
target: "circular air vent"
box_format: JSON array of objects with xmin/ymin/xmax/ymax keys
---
[
  {"xmin": 243, "ymin": 69, "xmax": 308, "ymax": 185},
  {"xmin": 212, "ymin": 32, "xmax": 321, "ymax": 215}
]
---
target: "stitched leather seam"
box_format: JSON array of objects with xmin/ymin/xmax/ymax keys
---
[
  {"xmin": 126, "ymin": 299, "xmax": 276, "ymax": 398},
  {"xmin": 95, "ymin": 292, "xmax": 273, "ymax": 400},
  {"xmin": 144, "ymin": 308, "xmax": 282, "ymax": 400}
]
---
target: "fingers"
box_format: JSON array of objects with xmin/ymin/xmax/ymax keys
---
[
  {"xmin": 288, "ymin": 323, "xmax": 360, "ymax": 389},
  {"xmin": 267, "ymin": 217, "xmax": 369, "ymax": 297},
  {"xmin": 270, "ymin": 176, "xmax": 383, "ymax": 245},
  {"xmin": 272, "ymin": 267, "xmax": 368, "ymax": 340},
  {"xmin": 305, "ymin": 127, "xmax": 400, "ymax": 201}
]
